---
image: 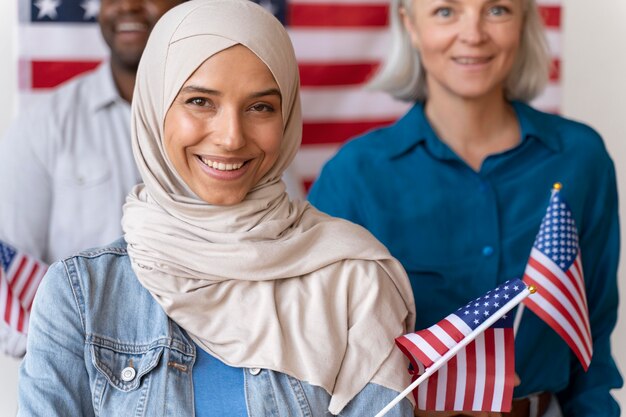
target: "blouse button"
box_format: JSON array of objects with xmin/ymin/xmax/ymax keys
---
[
  {"xmin": 121, "ymin": 366, "xmax": 136, "ymax": 382},
  {"xmin": 482, "ymin": 246, "xmax": 494, "ymax": 257},
  {"xmin": 249, "ymin": 368, "xmax": 261, "ymax": 376}
]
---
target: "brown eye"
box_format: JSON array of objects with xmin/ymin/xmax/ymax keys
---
[
  {"xmin": 186, "ymin": 97, "xmax": 210, "ymax": 107},
  {"xmin": 249, "ymin": 103, "xmax": 275, "ymax": 113}
]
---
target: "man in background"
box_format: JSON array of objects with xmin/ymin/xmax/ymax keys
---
[
  {"xmin": 0, "ymin": 0, "xmax": 185, "ymax": 265},
  {"xmin": 0, "ymin": 0, "xmax": 187, "ymax": 359}
]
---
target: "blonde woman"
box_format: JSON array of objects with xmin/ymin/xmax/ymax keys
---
[{"xmin": 309, "ymin": 0, "xmax": 622, "ymax": 416}]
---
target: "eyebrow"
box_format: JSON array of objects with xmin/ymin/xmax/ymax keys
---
[
  {"xmin": 484, "ymin": 0, "xmax": 515, "ymax": 4},
  {"xmin": 180, "ymin": 85, "xmax": 221, "ymax": 96},
  {"xmin": 180, "ymin": 85, "xmax": 282, "ymax": 100},
  {"xmin": 250, "ymin": 88, "xmax": 282, "ymax": 100}
]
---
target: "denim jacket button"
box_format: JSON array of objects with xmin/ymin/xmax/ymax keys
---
[
  {"xmin": 249, "ymin": 367, "xmax": 261, "ymax": 376},
  {"xmin": 121, "ymin": 366, "xmax": 136, "ymax": 382}
]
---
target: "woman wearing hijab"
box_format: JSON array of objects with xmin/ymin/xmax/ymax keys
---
[
  {"xmin": 308, "ymin": 0, "xmax": 622, "ymax": 416},
  {"xmin": 17, "ymin": 1, "xmax": 416, "ymax": 416}
]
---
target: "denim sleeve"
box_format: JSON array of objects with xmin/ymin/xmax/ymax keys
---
[
  {"xmin": 17, "ymin": 260, "xmax": 95, "ymax": 416},
  {"xmin": 557, "ymin": 162, "xmax": 623, "ymax": 416},
  {"xmin": 338, "ymin": 383, "xmax": 413, "ymax": 417}
]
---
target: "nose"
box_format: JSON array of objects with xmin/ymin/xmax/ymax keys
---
[
  {"xmin": 459, "ymin": 12, "xmax": 488, "ymax": 44},
  {"xmin": 213, "ymin": 108, "xmax": 246, "ymax": 151},
  {"xmin": 117, "ymin": 0, "xmax": 144, "ymax": 13}
]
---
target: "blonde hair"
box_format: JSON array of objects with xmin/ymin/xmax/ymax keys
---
[{"xmin": 368, "ymin": 0, "xmax": 551, "ymax": 102}]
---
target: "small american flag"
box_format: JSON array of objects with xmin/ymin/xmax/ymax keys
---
[
  {"xmin": 522, "ymin": 185, "xmax": 592, "ymax": 370},
  {"xmin": 0, "ymin": 240, "xmax": 48, "ymax": 357},
  {"xmin": 395, "ymin": 279, "xmax": 526, "ymax": 412}
]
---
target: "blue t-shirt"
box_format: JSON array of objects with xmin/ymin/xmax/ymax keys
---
[
  {"xmin": 308, "ymin": 101, "xmax": 623, "ymax": 416},
  {"xmin": 193, "ymin": 343, "xmax": 248, "ymax": 417}
]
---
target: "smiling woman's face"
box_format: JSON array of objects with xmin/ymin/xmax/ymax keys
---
[
  {"xmin": 163, "ymin": 45, "xmax": 283, "ymax": 206},
  {"xmin": 402, "ymin": 0, "xmax": 524, "ymax": 101}
]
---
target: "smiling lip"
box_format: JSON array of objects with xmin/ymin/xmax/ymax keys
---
[
  {"xmin": 452, "ymin": 56, "xmax": 494, "ymax": 66},
  {"xmin": 116, "ymin": 21, "xmax": 149, "ymax": 33},
  {"xmin": 195, "ymin": 155, "xmax": 251, "ymax": 180}
]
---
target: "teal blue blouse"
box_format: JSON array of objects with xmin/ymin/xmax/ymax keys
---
[{"xmin": 308, "ymin": 101, "xmax": 623, "ymax": 416}]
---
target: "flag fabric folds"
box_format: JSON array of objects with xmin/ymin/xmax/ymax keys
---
[
  {"xmin": 395, "ymin": 279, "xmax": 526, "ymax": 412},
  {"xmin": 413, "ymin": 314, "xmax": 515, "ymax": 412},
  {"xmin": 522, "ymin": 185, "xmax": 592, "ymax": 370},
  {"xmin": 0, "ymin": 240, "xmax": 48, "ymax": 357}
]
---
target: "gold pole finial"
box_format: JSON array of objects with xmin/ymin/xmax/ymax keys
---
[
  {"xmin": 552, "ymin": 182, "xmax": 562, "ymax": 191},
  {"xmin": 528, "ymin": 285, "xmax": 537, "ymax": 294}
]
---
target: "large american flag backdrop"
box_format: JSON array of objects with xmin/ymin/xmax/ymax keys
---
[{"xmin": 16, "ymin": 0, "xmax": 562, "ymax": 191}]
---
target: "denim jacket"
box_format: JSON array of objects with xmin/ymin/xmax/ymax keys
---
[{"xmin": 18, "ymin": 239, "xmax": 414, "ymax": 416}]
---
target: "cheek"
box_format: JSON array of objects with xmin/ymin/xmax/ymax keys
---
[
  {"xmin": 256, "ymin": 125, "xmax": 284, "ymax": 172},
  {"xmin": 146, "ymin": 4, "xmax": 164, "ymax": 22},
  {"xmin": 508, "ymin": 36, "xmax": 522, "ymax": 55},
  {"xmin": 426, "ymin": 29, "xmax": 453, "ymax": 48},
  {"xmin": 162, "ymin": 130, "xmax": 182, "ymax": 175},
  {"xmin": 163, "ymin": 111, "xmax": 194, "ymax": 165},
  {"xmin": 498, "ymin": 32, "xmax": 522, "ymax": 68},
  {"xmin": 149, "ymin": 1, "xmax": 180, "ymax": 22},
  {"xmin": 165, "ymin": 111, "xmax": 203, "ymax": 152},
  {"xmin": 497, "ymin": 20, "xmax": 523, "ymax": 53},
  {"xmin": 414, "ymin": 28, "xmax": 450, "ymax": 63}
]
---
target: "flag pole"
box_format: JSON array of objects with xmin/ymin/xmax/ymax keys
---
[
  {"xmin": 373, "ymin": 287, "xmax": 533, "ymax": 417},
  {"xmin": 512, "ymin": 184, "xmax": 561, "ymax": 336},
  {"xmin": 513, "ymin": 285, "xmax": 536, "ymax": 336},
  {"xmin": 513, "ymin": 304, "xmax": 525, "ymax": 335},
  {"xmin": 511, "ymin": 183, "xmax": 562, "ymax": 336}
]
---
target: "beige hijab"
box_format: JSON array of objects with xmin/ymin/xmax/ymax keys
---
[{"xmin": 122, "ymin": 0, "xmax": 415, "ymax": 413}]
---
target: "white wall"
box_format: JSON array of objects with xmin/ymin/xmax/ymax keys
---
[
  {"xmin": 561, "ymin": 0, "xmax": 626, "ymax": 407},
  {"xmin": 0, "ymin": 1, "xmax": 625, "ymax": 415},
  {"xmin": 0, "ymin": 1, "xmax": 21, "ymax": 416}
]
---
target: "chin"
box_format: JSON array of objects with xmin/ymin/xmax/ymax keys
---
[{"xmin": 449, "ymin": 85, "xmax": 503, "ymax": 101}]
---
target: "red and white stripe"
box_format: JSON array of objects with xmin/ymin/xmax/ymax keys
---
[
  {"xmin": 16, "ymin": 0, "xmax": 562, "ymax": 192},
  {"xmin": 0, "ymin": 271, "xmax": 30, "ymax": 334},
  {"xmin": 396, "ymin": 313, "xmax": 515, "ymax": 412},
  {"xmin": 523, "ymin": 249, "xmax": 592, "ymax": 369},
  {"xmin": 397, "ymin": 314, "xmax": 472, "ymax": 373},
  {"xmin": 415, "ymin": 328, "xmax": 515, "ymax": 412},
  {"xmin": 4, "ymin": 252, "xmax": 46, "ymax": 312},
  {"xmin": 1, "ymin": 252, "xmax": 46, "ymax": 334}
]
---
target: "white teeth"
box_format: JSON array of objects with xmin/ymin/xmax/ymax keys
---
[
  {"xmin": 455, "ymin": 57, "xmax": 489, "ymax": 65},
  {"xmin": 200, "ymin": 157, "xmax": 244, "ymax": 171},
  {"xmin": 117, "ymin": 22, "xmax": 147, "ymax": 32}
]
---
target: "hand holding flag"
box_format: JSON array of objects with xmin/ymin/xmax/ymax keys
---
[{"xmin": 0, "ymin": 240, "xmax": 48, "ymax": 357}]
